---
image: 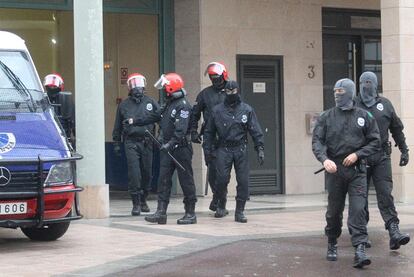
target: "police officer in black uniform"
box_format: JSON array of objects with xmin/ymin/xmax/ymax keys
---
[
  {"xmin": 43, "ymin": 73, "xmax": 75, "ymax": 143},
  {"xmin": 112, "ymin": 73, "xmax": 159, "ymax": 216},
  {"xmin": 204, "ymin": 80, "xmax": 264, "ymax": 223},
  {"xmin": 191, "ymin": 62, "xmax": 228, "ymax": 213},
  {"xmin": 125, "ymin": 73, "xmax": 197, "ymax": 225},
  {"xmin": 312, "ymin": 78, "xmax": 381, "ymax": 268},
  {"xmin": 356, "ymin": 71, "xmax": 410, "ymax": 250}
]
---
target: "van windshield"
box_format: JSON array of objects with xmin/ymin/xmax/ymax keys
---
[{"xmin": 0, "ymin": 51, "xmax": 47, "ymax": 113}]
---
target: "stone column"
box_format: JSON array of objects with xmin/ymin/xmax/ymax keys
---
[
  {"xmin": 174, "ymin": 0, "xmax": 205, "ymax": 196},
  {"xmin": 73, "ymin": 0, "xmax": 109, "ymax": 217},
  {"xmin": 381, "ymin": 0, "xmax": 414, "ymax": 202}
]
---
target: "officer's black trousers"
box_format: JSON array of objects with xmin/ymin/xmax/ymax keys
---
[
  {"xmin": 366, "ymin": 151, "xmax": 399, "ymax": 229},
  {"xmin": 215, "ymin": 145, "xmax": 249, "ymax": 201},
  {"xmin": 158, "ymin": 144, "xmax": 197, "ymax": 205},
  {"xmin": 325, "ymin": 165, "xmax": 368, "ymax": 246},
  {"xmin": 124, "ymin": 139, "xmax": 152, "ymax": 196},
  {"xmin": 206, "ymin": 149, "xmax": 218, "ymax": 195}
]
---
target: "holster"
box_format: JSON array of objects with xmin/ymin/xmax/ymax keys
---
[
  {"xmin": 384, "ymin": 141, "xmax": 392, "ymax": 156},
  {"xmin": 356, "ymin": 158, "xmax": 367, "ymax": 173}
]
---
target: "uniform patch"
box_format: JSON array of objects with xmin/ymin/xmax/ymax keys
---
[
  {"xmin": 376, "ymin": 103, "xmax": 384, "ymax": 111},
  {"xmin": 146, "ymin": 103, "xmax": 153, "ymax": 111},
  {"xmin": 0, "ymin": 133, "xmax": 16, "ymax": 154},
  {"xmin": 180, "ymin": 110, "xmax": 189, "ymax": 119},
  {"xmin": 171, "ymin": 109, "xmax": 177, "ymax": 117},
  {"xmin": 357, "ymin": 117, "xmax": 365, "ymax": 127},
  {"xmin": 241, "ymin": 114, "xmax": 248, "ymax": 123}
]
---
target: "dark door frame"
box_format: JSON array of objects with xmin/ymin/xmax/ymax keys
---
[{"xmin": 236, "ymin": 54, "xmax": 285, "ymax": 194}]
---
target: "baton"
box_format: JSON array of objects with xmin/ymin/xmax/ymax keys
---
[
  {"xmin": 204, "ymin": 165, "xmax": 209, "ymax": 195},
  {"xmin": 314, "ymin": 167, "xmax": 325, "ymax": 174},
  {"xmin": 145, "ymin": 129, "xmax": 186, "ymax": 172}
]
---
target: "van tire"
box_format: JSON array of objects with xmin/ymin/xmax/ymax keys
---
[{"xmin": 21, "ymin": 222, "xmax": 70, "ymax": 241}]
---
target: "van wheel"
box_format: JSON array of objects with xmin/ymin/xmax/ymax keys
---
[{"xmin": 21, "ymin": 222, "xmax": 70, "ymax": 241}]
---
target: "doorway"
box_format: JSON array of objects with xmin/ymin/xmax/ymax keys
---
[
  {"xmin": 322, "ymin": 8, "xmax": 381, "ymax": 110},
  {"xmin": 237, "ymin": 55, "xmax": 284, "ymax": 194}
]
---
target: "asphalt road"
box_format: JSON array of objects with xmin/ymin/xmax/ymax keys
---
[{"xmin": 113, "ymin": 229, "xmax": 413, "ymax": 277}]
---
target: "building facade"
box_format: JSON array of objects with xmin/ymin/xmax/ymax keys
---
[{"xmin": 0, "ymin": 0, "xmax": 412, "ymax": 218}]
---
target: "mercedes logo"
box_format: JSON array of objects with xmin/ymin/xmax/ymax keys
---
[{"xmin": 0, "ymin": 167, "xmax": 11, "ymax": 186}]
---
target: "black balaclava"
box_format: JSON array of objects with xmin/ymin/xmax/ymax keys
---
[
  {"xmin": 334, "ymin": 78, "xmax": 355, "ymax": 111},
  {"xmin": 359, "ymin": 71, "xmax": 378, "ymax": 108},
  {"xmin": 224, "ymin": 80, "xmax": 240, "ymax": 107},
  {"xmin": 46, "ymin": 87, "xmax": 60, "ymax": 102},
  {"xmin": 130, "ymin": 87, "xmax": 144, "ymax": 103},
  {"xmin": 171, "ymin": 88, "xmax": 186, "ymax": 99},
  {"xmin": 210, "ymin": 74, "xmax": 226, "ymax": 90}
]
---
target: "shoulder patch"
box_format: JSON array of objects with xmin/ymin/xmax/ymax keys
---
[
  {"xmin": 146, "ymin": 103, "xmax": 153, "ymax": 111},
  {"xmin": 357, "ymin": 117, "xmax": 365, "ymax": 127},
  {"xmin": 180, "ymin": 110, "xmax": 189, "ymax": 119},
  {"xmin": 376, "ymin": 103, "xmax": 384, "ymax": 111}
]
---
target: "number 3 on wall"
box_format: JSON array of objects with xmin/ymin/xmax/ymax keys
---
[{"xmin": 308, "ymin": 65, "xmax": 315, "ymax": 79}]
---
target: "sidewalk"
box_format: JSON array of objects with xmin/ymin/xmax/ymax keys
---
[{"xmin": 1, "ymin": 193, "xmax": 413, "ymax": 277}]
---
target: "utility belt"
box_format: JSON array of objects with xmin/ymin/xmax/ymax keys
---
[
  {"xmin": 331, "ymin": 156, "xmax": 367, "ymax": 173},
  {"xmin": 219, "ymin": 139, "xmax": 247, "ymax": 148},
  {"xmin": 165, "ymin": 136, "xmax": 190, "ymax": 148},
  {"xmin": 125, "ymin": 135, "xmax": 150, "ymax": 143}
]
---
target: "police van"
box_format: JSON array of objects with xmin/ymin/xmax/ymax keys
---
[{"xmin": 0, "ymin": 31, "xmax": 82, "ymax": 241}]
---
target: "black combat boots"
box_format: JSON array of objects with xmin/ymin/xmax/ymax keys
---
[
  {"xmin": 235, "ymin": 200, "xmax": 247, "ymax": 223},
  {"xmin": 177, "ymin": 202, "xmax": 197, "ymax": 224},
  {"xmin": 140, "ymin": 193, "xmax": 150, "ymax": 213},
  {"xmin": 388, "ymin": 222, "xmax": 410, "ymax": 250},
  {"xmin": 215, "ymin": 198, "xmax": 229, "ymax": 218},
  {"xmin": 144, "ymin": 201, "xmax": 167, "ymax": 224},
  {"xmin": 353, "ymin": 244, "xmax": 371, "ymax": 268},
  {"xmin": 209, "ymin": 196, "xmax": 219, "ymax": 212},
  {"xmin": 131, "ymin": 194, "xmax": 141, "ymax": 216},
  {"xmin": 326, "ymin": 238, "xmax": 337, "ymax": 261}
]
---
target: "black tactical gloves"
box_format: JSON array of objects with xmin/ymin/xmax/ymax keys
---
[
  {"xmin": 256, "ymin": 146, "xmax": 265, "ymax": 166},
  {"xmin": 191, "ymin": 130, "xmax": 202, "ymax": 144},
  {"xmin": 400, "ymin": 150, "xmax": 409, "ymax": 167},
  {"xmin": 113, "ymin": 142, "xmax": 122, "ymax": 157},
  {"xmin": 160, "ymin": 142, "xmax": 173, "ymax": 153}
]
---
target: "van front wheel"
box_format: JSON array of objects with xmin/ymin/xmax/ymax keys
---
[{"xmin": 21, "ymin": 222, "xmax": 70, "ymax": 241}]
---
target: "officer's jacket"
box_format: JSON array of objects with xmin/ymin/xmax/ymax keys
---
[
  {"xmin": 312, "ymin": 106, "xmax": 381, "ymax": 163},
  {"xmin": 112, "ymin": 95, "xmax": 159, "ymax": 142},
  {"xmin": 134, "ymin": 92, "xmax": 192, "ymax": 145},
  {"xmin": 355, "ymin": 96, "xmax": 407, "ymax": 151},
  {"xmin": 204, "ymin": 100, "xmax": 264, "ymax": 152},
  {"xmin": 190, "ymin": 85, "xmax": 226, "ymax": 133}
]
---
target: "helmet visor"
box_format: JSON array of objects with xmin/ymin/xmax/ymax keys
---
[
  {"xmin": 127, "ymin": 75, "xmax": 146, "ymax": 89},
  {"xmin": 154, "ymin": 74, "xmax": 170, "ymax": 89},
  {"xmin": 204, "ymin": 62, "xmax": 225, "ymax": 77},
  {"xmin": 43, "ymin": 74, "xmax": 63, "ymax": 89}
]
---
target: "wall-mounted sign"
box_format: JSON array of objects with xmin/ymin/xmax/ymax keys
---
[
  {"xmin": 253, "ymin": 82, "xmax": 266, "ymax": 93},
  {"xmin": 120, "ymin": 67, "xmax": 128, "ymax": 85},
  {"xmin": 306, "ymin": 113, "xmax": 321, "ymax": 135}
]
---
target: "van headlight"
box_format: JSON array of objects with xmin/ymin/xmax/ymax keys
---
[{"xmin": 44, "ymin": 162, "xmax": 73, "ymax": 186}]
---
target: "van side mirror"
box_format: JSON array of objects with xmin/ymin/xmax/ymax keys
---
[{"xmin": 57, "ymin": 91, "xmax": 73, "ymax": 119}]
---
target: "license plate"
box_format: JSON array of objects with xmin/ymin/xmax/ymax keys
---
[{"xmin": 0, "ymin": 202, "xmax": 27, "ymax": 215}]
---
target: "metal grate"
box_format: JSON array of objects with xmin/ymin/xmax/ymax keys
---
[
  {"xmin": 0, "ymin": 115, "xmax": 16, "ymax": 120},
  {"xmin": 0, "ymin": 171, "xmax": 47, "ymax": 191},
  {"xmin": 243, "ymin": 65, "xmax": 275, "ymax": 79},
  {"xmin": 249, "ymin": 174, "xmax": 277, "ymax": 194}
]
